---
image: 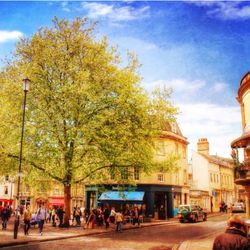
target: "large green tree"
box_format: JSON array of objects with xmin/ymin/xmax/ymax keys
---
[{"xmin": 0, "ymin": 17, "xmax": 178, "ymax": 226}]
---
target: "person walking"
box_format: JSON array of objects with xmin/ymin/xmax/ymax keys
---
[
  {"xmin": 23, "ymin": 205, "xmax": 32, "ymax": 235},
  {"xmin": 109, "ymin": 207, "xmax": 116, "ymax": 224},
  {"xmin": 36, "ymin": 203, "xmax": 47, "ymax": 235},
  {"xmin": 1, "ymin": 205, "xmax": 10, "ymax": 230},
  {"xmin": 56, "ymin": 206, "xmax": 64, "ymax": 227},
  {"xmin": 85, "ymin": 210, "xmax": 96, "ymax": 229},
  {"xmin": 132, "ymin": 206, "xmax": 140, "ymax": 227},
  {"xmin": 51, "ymin": 208, "xmax": 56, "ymax": 226},
  {"xmin": 212, "ymin": 215, "xmax": 250, "ymax": 250},
  {"xmin": 103, "ymin": 206, "xmax": 110, "ymax": 229},
  {"xmin": 115, "ymin": 210, "xmax": 123, "ymax": 232},
  {"xmin": 75, "ymin": 207, "xmax": 81, "ymax": 226}
]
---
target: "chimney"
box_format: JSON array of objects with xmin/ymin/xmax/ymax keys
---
[{"xmin": 197, "ymin": 138, "xmax": 209, "ymax": 155}]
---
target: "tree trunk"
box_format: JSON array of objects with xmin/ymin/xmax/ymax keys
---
[{"xmin": 63, "ymin": 184, "xmax": 71, "ymax": 227}]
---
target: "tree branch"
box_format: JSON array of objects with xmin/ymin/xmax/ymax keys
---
[{"xmin": 7, "ymin": 153, "xmax": 64, "ymax": 183}]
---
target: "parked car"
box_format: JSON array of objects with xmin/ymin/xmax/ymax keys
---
[
  {"xmin": 232, "ymin": 202, "xmax": 246, "ymax": 213},
  {"xmin": 177, "ymin": 204, "xmax": 207, "ymax": 223}
]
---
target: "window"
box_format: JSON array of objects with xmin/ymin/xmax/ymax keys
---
[
  {"xmin": 110, "ymin": 168, "xmax": 115, "ymax": 180},
  {"xmin": 156, "ymin": 141, "xmax": 165, "ymax": 156},
  {"xmin": 134, "ymin": 166, "xmax": 140, "ymax": 180},
  {"xmin": 170, "ymin": 122, "xmax": 177, "ymax": 133},
  {"xmin": 121, "ymin": 168, "xmax": 128, "ymax": 180},
  {"xmin": 175, "ymin": 142, "xmax": 179, "ymax": 154},
  {"xmin": 182, "ymin": 146, "xmax": 186, "ymax": 159},
  {"xmin": 183, "ymin": 170, "xmax": 187, "ymax": 184},
  {"xmin": 158, "ymin": 174, "xmax": 164, "ymax": 182},
  {"xmin": 4, "ymin": 186, "xmax": 8, "ymax": 195},
  {"xmin": 53, "ymin": 188, "xmax": 59, "ymax": 196}
]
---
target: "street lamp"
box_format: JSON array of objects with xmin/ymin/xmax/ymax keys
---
[{"xmin": 14, "ymin": 77, "xmax": 30, "ymax": 239}]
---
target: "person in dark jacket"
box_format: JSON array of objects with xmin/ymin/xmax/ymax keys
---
[
  {"xmin": 56, "ymin": 206, "xmax": 64, "ymax": 227},
  {"xmin": 1, "ymin": 205, "xmax": 10, "ymax": 230},
  {"xmin": 213, "ymin": 215, "xmax": 250, "ymax": 250}
]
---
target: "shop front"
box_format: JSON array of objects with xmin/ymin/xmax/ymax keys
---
[{"xmin": 85, "ymin": 184, "xmax": 178, "ymax": 220}]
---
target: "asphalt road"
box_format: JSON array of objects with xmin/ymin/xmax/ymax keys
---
[{"xmin": 2, "ymin": 213, "xmax": 229, "ymax": 250}]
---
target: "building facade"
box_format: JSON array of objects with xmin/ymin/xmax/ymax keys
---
[
  {"xmin": 190, "ymin": 138, "xmax": 236, "ymax": 212},
  {"xmin": 86, "ymin": 122, "xmax": 190, "ymax": 219},
  {"xmin": 231, "ymin": 70, "xmax": 250, "ymax": 219}
]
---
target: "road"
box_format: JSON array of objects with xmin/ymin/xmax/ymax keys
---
[{"xmin": 2, "ymin": 213, "xmax": 229, "ymax": 250}]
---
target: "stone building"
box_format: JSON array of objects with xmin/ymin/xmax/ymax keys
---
[
  {"xmin": 190, "ymin": 138, "xmax": 237, "ymax": 212},
  {"xmin": 86, "ymin": 121, "xmax": 189, "ymax": 219},
  {"xmin": 231, "ymin": 70, "xmax": 250, "ymax": 218}
]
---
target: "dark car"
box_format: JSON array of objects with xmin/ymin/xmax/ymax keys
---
[{"xmin": 177, "ymin": 205, "xmax": 207, "ymax": 223}]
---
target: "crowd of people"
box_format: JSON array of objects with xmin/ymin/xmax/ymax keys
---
[{"xmin": 0, "ymin": 203, "xmax": 143, "ymax": 235}]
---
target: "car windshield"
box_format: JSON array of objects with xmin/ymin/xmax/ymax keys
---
[
  {"xmin": 234, "ymin": 203, "xmax": 244, "ymax": 206},
  {"xmin": 178, "ymin": 206, "xmax": 190, "ymax": 212}
]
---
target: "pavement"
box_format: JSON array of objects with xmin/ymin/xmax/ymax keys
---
[{"xmin": 0, "ymin": 212, "xmax": 222, "ymax": 249}]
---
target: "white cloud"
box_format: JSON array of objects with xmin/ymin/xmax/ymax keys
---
[
  {"xmin": 178, "ymin": 102, "xmax": 242, "ymax": 159},
  {"xmin": 62, "ymin": 1, "xmax": 70, "ymax": 12},
  {"xmin": 192, "ymin": 1, "xmax": 250, "ymax": 20},
  {"xmin": 142, "ymin": 76, "xmax": 241, "ymax": 158},
  {"xmin": 168, "ymin": 79, "xmax": 206, "ymax": 93},
  {"xmin": 210, "ymin": 82, "xmax": 228, "ymax": 92},
  {"xmin": 0, "ymin": 30, "xmax": 23, "ymax": 43},
  {"xmin": 82, "ymin": 2, "xmax": 150, "ymax": 22}
]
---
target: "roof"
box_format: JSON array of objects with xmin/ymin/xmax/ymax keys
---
[
  {"xmin": 198, "ymin": 153, "xmax": 234, "ymax": 168},
  {"xmin": 161, "ymin": 121, "xmax": 189, "ymax": 145}
]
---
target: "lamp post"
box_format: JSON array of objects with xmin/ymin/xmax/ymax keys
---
[{"xmin": 14, "ymin": 78, "xmax": 30, "ymax": 239}]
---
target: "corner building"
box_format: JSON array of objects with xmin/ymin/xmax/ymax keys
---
[{"xmin": 86, "ymin": 122, "xmax": 190, "ymax": 219}]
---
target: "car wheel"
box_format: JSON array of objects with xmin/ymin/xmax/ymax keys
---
[
  {"xmin": 179, "ymin": 220, "xmax": 184, "ymax": 223},
  {"xmin": 203, "ymin": 214, "xmax": 207, "ymax": 221},
  {"xmin": 193, "ymin": 215, "xmax": 198, "ymax": 223}
]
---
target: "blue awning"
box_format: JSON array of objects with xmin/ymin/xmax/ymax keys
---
[{"xmin": 98, "ymin": 191, "xmax": 145, "ymax": 204}]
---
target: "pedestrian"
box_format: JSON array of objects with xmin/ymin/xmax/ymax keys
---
[
  {"xmin": 23, "ymin": 205, "xmax": 32, "ymax": 235},
  {"xmin": 132, "ymin": 206, "xmax": 140, "ymax": 227},
  {"xmin": 1, "ymin": 205, "xmax": 10, "ymax": 230},
  {"xmin": 56, "ymin": 206, "xmax": 64, "ymax": 227},
  {"xmin": 36, "ymin": 203, "xmax": 47, "ymax": 235},
  {"xmin": 103, "ymin": 206, "xmax": 110, "ymax": 229},
  {"xmin": 75, "ymin": 207, "xmax": 81, "ymax": 226},
  {"xmin": 212, "ymin": 214, "xmax": 250, "ymax": 250},
  {"xmin": 109, "ymin": 207, "xmax": 116, "ymax": 224},
  {"xmin": 47, "ymin": 207, "xmax": 52, "ymax": 223},
  {"xmin": 51, "ymin": 207, "xmax": 56, "ymax": 227},
  {"xmin": 85, "ymin": 210, "xmax": 96, "ymax": 229},
  {"xmin": 115, "ymin": 210, "xmax": 123, "ymax": 232}
]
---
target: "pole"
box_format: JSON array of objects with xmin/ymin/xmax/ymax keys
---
[{"xmin": 14, "ymin": 89, "xmax": 28, "ymax": 239}]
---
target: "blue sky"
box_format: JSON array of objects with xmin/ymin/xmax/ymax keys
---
[{"xmin": 1, "ymin": 1, "xmax": 249, "ymax": 159}]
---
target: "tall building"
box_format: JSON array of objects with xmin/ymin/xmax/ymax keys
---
[
  {"xmin": 190, "ymin": 138, "xmax": 236, "ymax": 212},
  {"xmin": 231, "ymin": 71, "xmax": 250, "ymax": 218}
]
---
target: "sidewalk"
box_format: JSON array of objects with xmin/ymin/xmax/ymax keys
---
[
  {"xmin": 0, "ymin": 212, "xmax": 221, "ymax": 249},
  {"xmin": 0, "ymin": 217, "xmax": 177, "ymax": 248}
]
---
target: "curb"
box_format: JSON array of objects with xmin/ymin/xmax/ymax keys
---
[
  {"xmin": 0, "ymin": 220, "xmax": 176, "ymax": 248},
  {"xmin": 0, "ymin": 213, "xmax": 220, "ymax": 249}
]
